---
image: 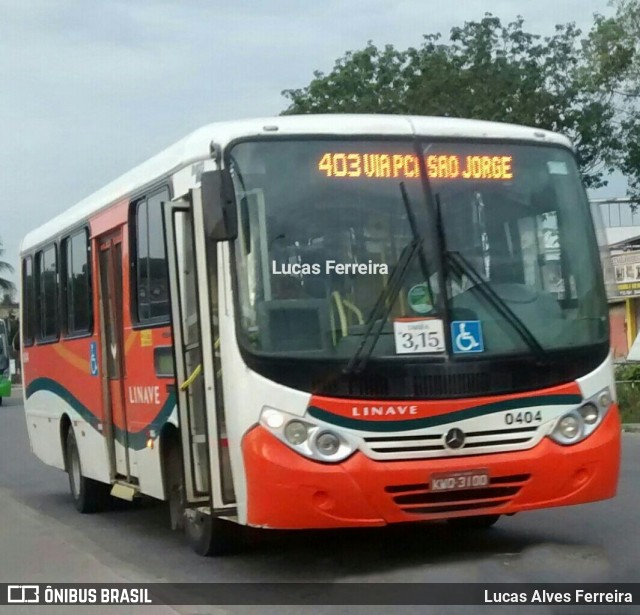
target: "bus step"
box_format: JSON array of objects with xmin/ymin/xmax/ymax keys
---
[{"xmin": 110, "ymin": 482, "xmax": 138, "ymax": 502}]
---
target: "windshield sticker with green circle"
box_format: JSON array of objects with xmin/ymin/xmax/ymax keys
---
[{"xmin": 407, "ymin": 283, "xmax": 433, "ymax": 314}]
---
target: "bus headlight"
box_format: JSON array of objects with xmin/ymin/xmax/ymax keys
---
[
  {"xmin": 284, "ymin": 420, "xmax": 308, "ymax": 445},
  {"xmin": 549, "ymin": 387, "xmax": 612, "ymax": 446},
  {"xmin": 259, "ymin": 406, "xmax": 357, "ymax": 463},
  {"xmin": 578, "ymin": 403, "xmax": 599, "ymax": 425},
  {"xmin": 552, "ymin": 412, "xmax": 582, "ymax": 444},
  {"xmin": 598, "ymin": 390, "xmax": 611, "ymax": 409},
  {"xmin": 262, "ymin": 408, "xmax": 285, "ymax": 429},
  {"xmin": 315, "ymin": 432, "xmax": 341, "ymax": 456}
]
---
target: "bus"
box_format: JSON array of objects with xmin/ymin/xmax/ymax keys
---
[{"xmin": 20, "ymin": 115, "xmax": 621, "ymax": 555}]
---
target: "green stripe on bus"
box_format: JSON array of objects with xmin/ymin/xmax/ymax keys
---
[
  {"xmin": 25, "ymin": 377, "xmax": 176, "ymax": 450},
  {"xmin": 307, "ymin": 393, "xmax": 582, "ymax": 433}
]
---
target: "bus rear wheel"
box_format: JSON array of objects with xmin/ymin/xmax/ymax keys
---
[
  {"xmin": 66, "ymin": 429, "xmax": 110, "ymax": 513},
  {"xmin": 446, "ymin": 514, "xmax": 500, "ymax": 530},
  {"xmin": 185, "ymin": 509, "xmax": 244, "ymax": 557}
]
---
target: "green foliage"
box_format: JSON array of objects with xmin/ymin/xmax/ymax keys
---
[
  {"xmin": 615, "ymin": 363, "xmax": 640, "ymax": 423},
  {"xmin": 0, "ymin": 239, "xmax": 15, "ymax": 296},
  {"xmin": 586, "ymin": 1, "xmax": 640, "ymax": 199},
  {"xmin": 282, "ymin": 10, "xmax": 640, "ymax": 193},
  {"xmin": 282, "ymin": 43, "xmax": 414, "ymax": 115}
]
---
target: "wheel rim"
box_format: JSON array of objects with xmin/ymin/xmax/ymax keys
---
[{"xmin": 70, "ymin": 447, "xmax": 81, "ymax": 499}]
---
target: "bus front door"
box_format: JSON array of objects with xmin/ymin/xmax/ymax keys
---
[
  {"xmin": 163, "ymin": 193, "xmax": 227, "ymax": 511},
  {"xmin": 97, "ymin": 231, "xmax": 130, "ymax": 480}
]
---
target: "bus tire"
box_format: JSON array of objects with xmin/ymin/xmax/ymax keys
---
[
  {"xmin": 66, "ymin": 429, "xmax": 109, "ymax": 514},
  {"xmin": 185, "ymin": 510, "xmax": 243, "ymax": 557},
  {"xmin": 164, "ymin": 440, "xmax": 185, "ymax": 531},
  {"xmin": 446, "ymin": 514, "xmax": 500, "ymax": 530}
]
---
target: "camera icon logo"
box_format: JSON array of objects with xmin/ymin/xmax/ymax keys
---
[{"xmin": 7, "ymin": 585, "xmax": 40, "ymax": 603}]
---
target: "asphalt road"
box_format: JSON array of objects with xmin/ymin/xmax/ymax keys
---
[{"xmin": 1, "ymin": 387, "xmax": 638, "ymax": 615}]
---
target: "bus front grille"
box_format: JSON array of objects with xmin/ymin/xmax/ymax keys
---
[
  {"xmin": 385, "ymin": 474, "xmax": 531, "ymax": 515},
  {"xmin": 362, "ymin": 426, "xmax": 539, "ymax": 459}
]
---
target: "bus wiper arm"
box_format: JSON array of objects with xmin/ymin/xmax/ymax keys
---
[
  {"xmin": 343, "ymin": 183, "xmax": 431, "ymax": 375},
  {"xmin": 343, "ymin": 239, "xmax": 419, "ymax": 375},
  {"xmin": 446, "ymin": 250, "xmax": 547, "ymax": 358}
]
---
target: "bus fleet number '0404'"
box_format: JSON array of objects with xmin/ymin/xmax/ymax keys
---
[{"xmin": 505, "ymin": 410, "xmax": 542, "ymax": 425}]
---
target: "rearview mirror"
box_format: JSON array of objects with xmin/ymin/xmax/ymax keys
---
[{"xmin": 201, "ymin": 170, "xmax": 238, "ymax": 241}]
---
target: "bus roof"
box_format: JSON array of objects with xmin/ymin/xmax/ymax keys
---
[{"xmin": 21, "ymin": 114, "xmax": 572, "ymax": 253}]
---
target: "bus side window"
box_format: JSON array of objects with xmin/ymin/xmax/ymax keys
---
[
  {"xmin": 62, "ymin": 229, "xmax": 92, "ymax": 336},
  {"xmin": 134, "ymin": 188, "xmax": 170, "ymax": 324},
  {"xmin": 22, "ymin": 256, "xmax": 35, "ymax": 346},
  {"xmin": 36, "ymin": 244, "xmax": 59, "ymax": 341}
]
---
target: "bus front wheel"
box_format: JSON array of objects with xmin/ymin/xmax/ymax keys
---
[
  {"xmin": 185, "ymin": 510, "xmax": 244, "ymax": 557},
  {"xmin": 164, "ymin": 438, "xmax": 244, "ymax": 556},
  {"xmin": 164, "ymin": 442, "xmax": 185, "ymax": 531},
  {"xmin": 65, "ymin": 429, "xmax": 110, "ymax": 513}
]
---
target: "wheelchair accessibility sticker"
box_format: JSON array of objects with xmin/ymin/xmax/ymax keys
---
[
  {"xmin": 451, "ymin": 321, "xmax": 484, "ymax": 354},
  {"xmin": 89, "ymin": 341, "xmax": 99, "ymax": 376}
]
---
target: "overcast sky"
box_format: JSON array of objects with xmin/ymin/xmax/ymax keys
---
[{"xmin": 0, "ymin": 0, "xmax": 624, "ymax": 286}]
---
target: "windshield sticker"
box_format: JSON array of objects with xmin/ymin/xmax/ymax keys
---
[
  {"xmin": 407, "ymin": 283, "xmax": 433, "ymax": 314},
  {"xmin": 451, "ymin": 321, "xmax": 484, "ymax": 354},
  {"xmin": 317, "ymin": 152, "xmax": 514, "ymax": 180},
  {"xmin": 547, "ymin": 161, "xmax": 568, "ymax": 175},
  {"xmin": 394, "ymin": 318, "xmax": 445, "ymax": 354}
]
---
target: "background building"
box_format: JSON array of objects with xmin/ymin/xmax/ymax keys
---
[{"xmin": 594, "ymin": 199, "xmax": 640, "ymax": 360}]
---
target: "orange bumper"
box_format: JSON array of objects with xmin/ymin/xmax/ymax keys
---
[{"xmin": 242, "ymin": 406, "xmax": 621, "ymax": 529}]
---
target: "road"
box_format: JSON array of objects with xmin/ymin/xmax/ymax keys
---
[{"xmin": 1, "ymin": 387, "xmax": 638, "ymax": 615}]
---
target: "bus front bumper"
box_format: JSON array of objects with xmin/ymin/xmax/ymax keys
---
[{"xmin": 242, "ymin": 406, "xmax": 621, "ymax": 529}]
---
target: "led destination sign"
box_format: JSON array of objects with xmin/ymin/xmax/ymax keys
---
[{"xmin": 317, "ymin": 153, "xmax": 513, "ymax": 180}]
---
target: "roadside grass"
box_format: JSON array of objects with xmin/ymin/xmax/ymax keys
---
[{"xmin": 615, "ymin": 364, "xmax": 640, "ymax": 424}]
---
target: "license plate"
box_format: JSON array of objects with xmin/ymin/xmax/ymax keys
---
[{"xmin": 430, "ymin": 469, "xmax": 490, "ymax": 492}]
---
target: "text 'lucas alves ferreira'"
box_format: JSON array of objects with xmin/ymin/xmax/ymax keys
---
[{"xmin": 484, "ymin": 589, "xmax": 633, "ymax": 605}]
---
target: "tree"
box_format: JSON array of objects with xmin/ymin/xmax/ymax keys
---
[
  {"xmin": 281, "ymin": 14, "xmax": 636, "ymax": 191},
  {"xmin": 589, "ymin": 1, "xmax": 640, "ymax": 92},
  {"xmin": 0, "ymin": 239, "xmax": 14, "ymax": 298},
  {"xmin": 585, "ymin": 0, "xmax": 640, "ymax": 198}
]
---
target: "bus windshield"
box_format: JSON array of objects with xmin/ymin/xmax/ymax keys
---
[{"xmin": 228, "ymin": 138, "xmax": 608, "ymax": 360}]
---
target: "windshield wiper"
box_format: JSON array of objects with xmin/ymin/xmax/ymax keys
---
[
  {"xmin": 433, "ymin": 195, "xmax": 546, "ymax": 359},
  {"xmin": 344, "ymin": 183, "xmax": 434, "ymax": 375},
  {"xmin": 445, "ymin": 249, "xmax": 547, "ymax": 359},
  {"xmin": 343, "ymin": 239, "xmax": 419, "ymax": 375}
]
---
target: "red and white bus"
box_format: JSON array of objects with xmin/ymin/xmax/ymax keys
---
[{"xmin": 20, "ymin": 115, "xmax": 620, "ymax": 555}]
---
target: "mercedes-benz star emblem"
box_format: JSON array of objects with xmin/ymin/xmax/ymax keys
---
[{"xmin": 444, "ymin": 428, "xmax": 465, "ymax": 450}]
